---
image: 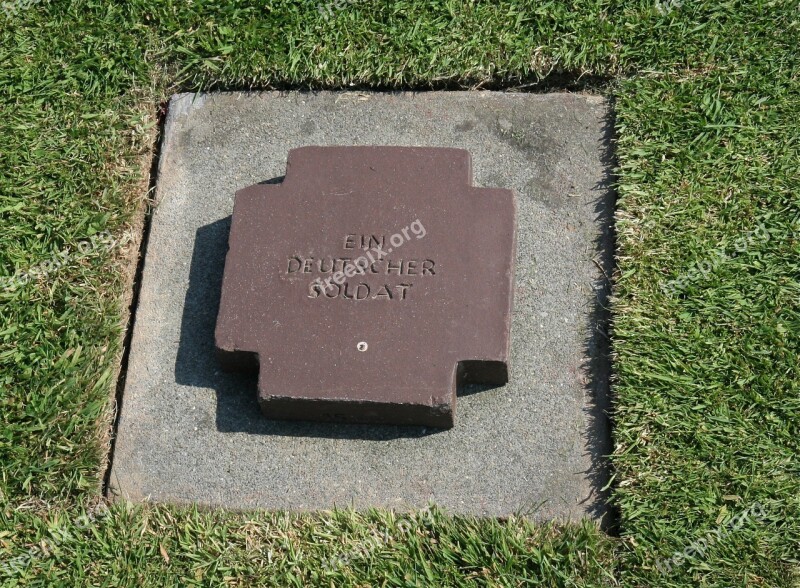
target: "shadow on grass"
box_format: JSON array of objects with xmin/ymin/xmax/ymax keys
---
[{"xmin": 576, "ymin": 100, "xmax": 617, "ymax": 530}]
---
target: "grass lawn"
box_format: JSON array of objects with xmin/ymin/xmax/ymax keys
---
[{"xmin": 1, "ymin": 0, "xmax": 798, "ymax": 586}]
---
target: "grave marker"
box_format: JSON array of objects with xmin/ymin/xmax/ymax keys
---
[{"xmin": 215, "ymin": 146, "xmax": 516, "ymax": 427}]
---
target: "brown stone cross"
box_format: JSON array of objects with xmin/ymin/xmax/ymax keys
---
[{"xmin": 215, "ymin": 146, "xmax": 516, "ymax": 428}]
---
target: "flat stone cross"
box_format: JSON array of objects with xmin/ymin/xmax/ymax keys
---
[{"xmin": 215, "ymin": 146, "xmax": 516, "ymax": 428}]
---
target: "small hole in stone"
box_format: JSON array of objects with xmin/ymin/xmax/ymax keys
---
[{"xmin": 357, "ymin": 341, "xmax": 368, "ymax": 352}]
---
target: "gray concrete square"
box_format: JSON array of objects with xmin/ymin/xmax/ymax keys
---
[{"xmin": 109, "ymin": 91, "xmax": 614, "ymax": 520}]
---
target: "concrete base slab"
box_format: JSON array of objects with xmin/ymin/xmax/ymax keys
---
[{"xmin": 109, "ymin": 91, "xmax": 614, "ymax": 520}]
